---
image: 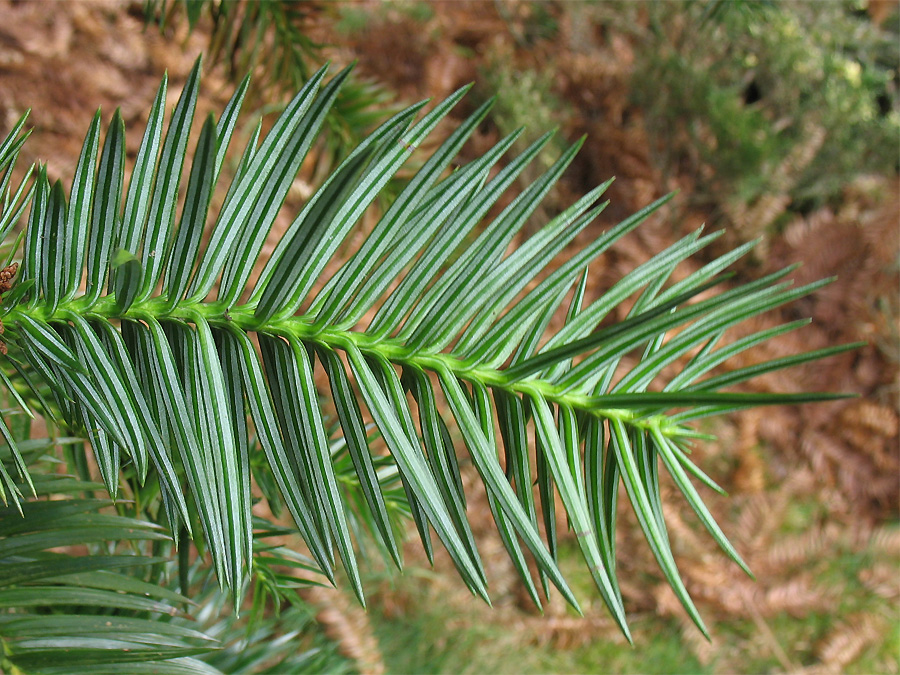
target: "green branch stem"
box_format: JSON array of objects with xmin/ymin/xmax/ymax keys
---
[{"xmin": 4, "ymin": 297, "xmax": 849, "ymax": 441}]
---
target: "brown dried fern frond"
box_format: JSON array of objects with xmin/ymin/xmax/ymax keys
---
[
  {"xmin": 303, "ymin": 585, "xmax": 386, "ymax": 675},
  {"xmin": 867, "ymin": 525, "xmax": 900, "ymax": 557},
  {"xmin": 524, "ymin": 614, "xmax": 621, "ymax": 650},
  {"xmin": 733, "ymin": 492, "xmax": 789, "ymax": 552},
  {"xmin": 858, "ymin": 562, "xmax": 900, "ymax": 602},
  {"xmin": 763, "ymin": 575, "xmax": 838, "ymax": 618},
  {"xmin": 815, "ymin": 611, "xmax": 887, "ymax": 671},
  {"xmin": 765, "ymin": 523, "xmax": 844, "ymax": 571}
]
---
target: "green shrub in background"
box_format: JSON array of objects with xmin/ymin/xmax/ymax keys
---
[
  {"xmin": 627, "ymin": 0, "xmax": 899, "ymax": 230},
  {"xmin": 330, "ymin": 0, "xmax": 898, "ymax": 237}
]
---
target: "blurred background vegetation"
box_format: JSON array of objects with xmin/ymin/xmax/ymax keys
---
[{"xmin": 0, "ymin": 0, "xmax": 897, "ymax": 672}]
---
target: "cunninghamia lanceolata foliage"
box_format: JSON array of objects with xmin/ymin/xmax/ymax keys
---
[{"xmin": 0, "ymin": 57, "xmax": 856, "ymax": 639}]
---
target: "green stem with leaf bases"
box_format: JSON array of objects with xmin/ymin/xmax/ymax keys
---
[
  {"xmin": 0, "ymin": 59, "xmax": 857, "ymax": 645},
  {"xmin": 2, "ymin": 299, "xmax": 848, "ymax": 438}
]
